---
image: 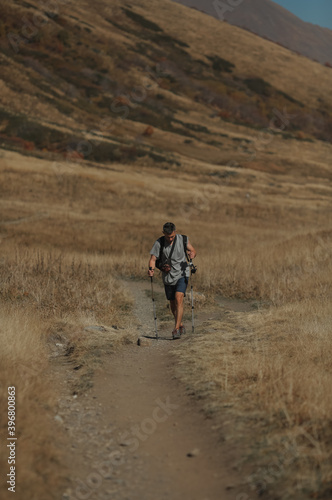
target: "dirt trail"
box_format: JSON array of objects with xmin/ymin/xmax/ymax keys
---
[{"xmin": 57, "ymin": 280, "xmax": 255, "ymax": 500}]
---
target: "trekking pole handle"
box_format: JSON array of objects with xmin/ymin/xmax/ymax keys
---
[{"xmin": 188, "ymin": 258, "xmax": 197, "ymax": 274}]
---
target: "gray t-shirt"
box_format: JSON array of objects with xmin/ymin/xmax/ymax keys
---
[{"xmin": 150, "ymin": 234, "xmax": 190, "ymax": 285}]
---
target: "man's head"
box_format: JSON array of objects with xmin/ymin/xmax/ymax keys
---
[{"xmin": 163, "ymin": 222, "xmax": 176, "ymax": 243}]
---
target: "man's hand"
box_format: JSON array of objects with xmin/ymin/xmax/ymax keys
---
[
  {"xmin": 188, "ymin": 250, "xmax": 196, "ymax": 259},
  {"xmin": 148, "ymin": 255, "xmax": 157, "ymax": 277},
  {"xmin": 186, "ymin": 241, "xmax": 196, "ymax": 260}
]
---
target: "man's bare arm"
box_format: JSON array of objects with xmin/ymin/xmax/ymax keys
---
[
  {"xmin": 148, "ymin": 255, "xmax": 157, "ymax": 276},
  {"xmin": 187, "ymin": 241, "xmax": 196, "ymax": 260}
]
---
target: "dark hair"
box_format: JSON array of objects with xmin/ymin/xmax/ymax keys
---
[{"xmin": 163, "ymin": 222, "xmax": 176, "ymax": 235}]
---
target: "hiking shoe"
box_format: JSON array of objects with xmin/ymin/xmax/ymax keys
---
[
  {"xmin": 179, "ymin": 325, "xmax": 186, "ymax": 335},
  {"xmin": 172, "ymin": 329, "xmax": 181, "ymax": 340}
]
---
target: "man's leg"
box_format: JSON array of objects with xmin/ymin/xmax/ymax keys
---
[
  {"xmin": 174, "ymin": 292, "xmax": 184, "ymax": 330},
  {"xmin": 170, "ymin": 299, "xmax": 176, "ymax": 320},
  {"xmin": 170, "ymin": 295, "xmax": 184, "ymax": 330}
]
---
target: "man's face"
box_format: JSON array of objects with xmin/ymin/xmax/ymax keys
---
[{"xmin": 163, "ymin": 231, "xmax": 176, "ymax": 244}]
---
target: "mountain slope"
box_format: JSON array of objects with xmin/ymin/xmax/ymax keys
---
[
  {"xmin": 173, "ymin": 0, "xmax": 332, "ymax": 65},
  {"xmin": 0, "ymin": 0, "xmax": 331, "ymax": 168}
]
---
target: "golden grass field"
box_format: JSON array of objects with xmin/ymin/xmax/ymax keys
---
[
  {"xmin": 0, "ymin": 123, "xmax": 331, "ymax": 498},
  {"xmin": 0, "ymin": 0, "xmax": 332, "ymax": 497}
]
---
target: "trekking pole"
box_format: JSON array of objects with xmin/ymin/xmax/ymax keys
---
[
  {"xmin": 150, "ymin": 276, "xmax": 158, "ymax": 339},
  {"xmin": 189, "ymin": 260, "xmax": 195, "ymax": 334}
]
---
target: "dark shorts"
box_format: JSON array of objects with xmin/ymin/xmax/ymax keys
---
[{"xmin": 164, "ymin": 277, "xmax": 188, "ymax": 301}]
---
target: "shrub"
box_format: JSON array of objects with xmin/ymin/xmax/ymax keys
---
[
  {"xmin": 150, "ymin": 33, "xmax": 189, "ymax": 48},
  {"xmin": 57, "ymin": 29, "xmax": 70, "ymax": 47},
  {"xmin": 173, "ymin": 119, "xmax": 211, "ymax": 134},
  {"xmin": 121, "ymin": 8, "xmax": 163, "ymax": 32},
  {"xmin": 89, "ymin": 142, "xmax": 123, "ymax": 162},
  {"xmin": 277, "ymin": 89, "xmax": 304, "ymax": 106},
  {"xmin": 148, "ymin": 150, "xmax": 180, "ymax": 166},
  {"xmin": 244, "ymin": 77, "xmax": 271, "ymax": 97},
  {"xmin": 0, "ymin": 108, "xmax": 73, "ymax": 150},
  {"xmin": 207, "ymin": 55, "xmax": 235, "ymax": 73}
]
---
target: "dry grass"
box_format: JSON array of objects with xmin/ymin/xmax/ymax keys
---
[
  {"xmin": 0, "ymin": 307, "xmax": 64, "ymax": 499},
  {"xmin": 0, "ymin": 242, "xmax": 137, "ymax": 499},
  {"xmin": 0, "ymin": 245, "xmax": 131, "ymax": 321},
  {"xmin": 0, "ymin": 118, "xmax": 331, "ymax": 499},
  {"xmin": 196, "ymin": 228, "xmax": 332, "ymax": 304},
  {"xmin": 172, "ymin": 299, "xmax": 332, "ymax": 497}
]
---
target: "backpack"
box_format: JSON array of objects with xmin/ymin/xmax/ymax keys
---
[{"xmin": 155, "ymin": 235, "xmax": 188, "ymax": 271}]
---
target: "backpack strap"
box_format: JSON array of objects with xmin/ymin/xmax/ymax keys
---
[
  {"xmin": 158, "ymin": 236, "xmax": 165, "ymax": 264},
  {"xmin": 182, "ymin": 235, "xmax": 188, "ymax": 261},
  {"xmin": 168, "ymin": 235, "xmax": 177, "ymax": 264}
]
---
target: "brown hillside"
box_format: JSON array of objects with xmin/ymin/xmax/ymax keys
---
[
  {"xmin": 0, "ymin": 0, "xmax": 331, "ymax": 168},
  {"xmin": 174, "ymin": 0, "xmax": 332, "ymax": 65}
]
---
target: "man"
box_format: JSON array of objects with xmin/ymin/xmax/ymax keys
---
[{"xmin": 148, "ymin": 222, "xmax": 197, "ymax": 340}]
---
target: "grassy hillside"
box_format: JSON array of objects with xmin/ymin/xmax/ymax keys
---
[
  {"xmin": 174, "ymin": 0, "xmax": 332, "ymax": 65},
  {"xmin": 0, "ymin": 0, "xmax": 331, "ymax": 165},
  {"xmin": 0, "ymin": 1, "xmax": 332, "ymax": 499}
]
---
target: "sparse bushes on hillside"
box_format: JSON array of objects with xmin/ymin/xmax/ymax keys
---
[
  {"xmin": 88, "ymin": 142, "xmax": 123, "ymax": 162},
  {"xmin": 0, "ymin": 109, "xmax": 68, "ymax": 148},
  {"xmin": 0, "ymin": 105, "xmax": 185, "ymax": 164},
  {"xmin": 277, "ymin": 89, "xmax": 304, "ymax": 106},
  {"xmin": 207, "ymin": 55, "xmax": 235, "ymax": 73},
  {"xmin": 149, "ymin": 32, "xmax": 190, "ymax": 49},
  {"xmin": 121, "ymin": 7, "xmax": 163, "ymax": 32},
  {"xmin": 1, "ymin": 0, "xmax": 331, "ymax": 153},
  {"xmin": 244, "ymin": 77, "xmax": 272, "ymax": 96},
  {"xmin": 57, "ymin": 29, "xmax": 70, "ymax": 47},
  {"xmin": 173, "ymin": 119, "xmax": 211, "ymax": 134}
]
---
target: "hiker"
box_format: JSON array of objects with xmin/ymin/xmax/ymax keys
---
[{"xmin": 148, "ymin": 222, "xmax": 197, "ymax": 339}]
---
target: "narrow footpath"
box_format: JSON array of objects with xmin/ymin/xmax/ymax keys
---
[{"xmin": 57, "ymin": 280, "xmax": 256, "ymax": 500}]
